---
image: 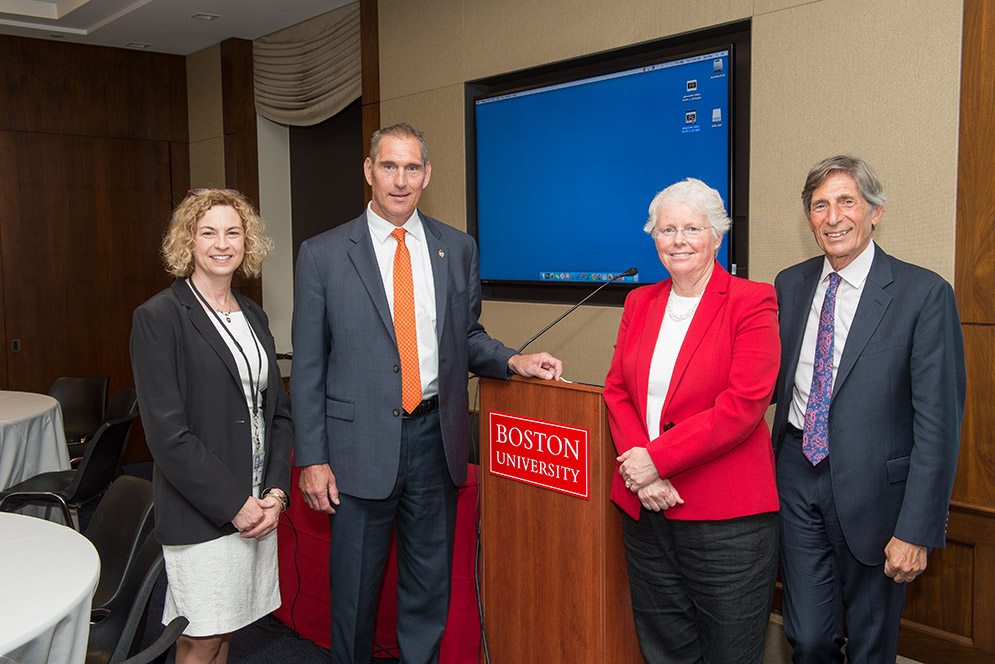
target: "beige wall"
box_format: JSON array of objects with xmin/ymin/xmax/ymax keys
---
[
  {"xmin": 257, "ymin": 117, "xmax": 295, "ymax": 358},
  {"xmin": 187, "ymin": 44, "xmax": 226, "ymax": 188},
  {"xmin": 378, "ymin": 0, "xmax": 964, "ymax": 386}
]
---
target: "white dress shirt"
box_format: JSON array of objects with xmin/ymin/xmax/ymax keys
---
[
  {"xmin": 367, "ymin": 204, "xmax": 439, "ymax": 399},
  {"xmin": 788, "ymin": 241, "xmax": 876, "ymax": 429}
]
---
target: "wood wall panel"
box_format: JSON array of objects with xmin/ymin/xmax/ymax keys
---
[
  {"xmin": 955, "ymin": 0, "xmax": 995, "ymax": 324},
  {"xmin": 903, "ymin": 540, "xmax": 973, "ymax": 638},
  {"xmin": 901, "ymin": 505, "xmax": 995, "ymax": 660},
  {"xmin": 0, "ymin": 131, "xmax": 173, "ymax": 393},
  {"xmin": 953, "ymin": 325, "xmax": 995, "ymax": 507},
  {"xmin": 916, "ymin": 0, "xmax": 995, "ymax": 660},
  {"xmin": 0, "ymin": 35, "xmax": 186, "ymax": 142},
  {"xmin": 0, "ymin": 33, "xmax": 186, "ymax": 399}
]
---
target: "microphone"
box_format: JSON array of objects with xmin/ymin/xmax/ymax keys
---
[{"xmin": 516, "ymin": 267, "xmax": 638, "ymax": 353}]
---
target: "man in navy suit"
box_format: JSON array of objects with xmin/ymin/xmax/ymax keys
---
[
  {"xmin": 771, "ymin": 155, "xmax": 966, "ymax": 663},
  {"xmin": 291, "ymin": 122, "xmax": 561, "ymax": 664}
]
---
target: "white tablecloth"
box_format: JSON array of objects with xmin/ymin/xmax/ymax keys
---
[
  {"xmin": 0, "ymin": 392, "xmax": 71, "ymax": 521},
  {"xmin": 0, "ymin": 391, "xmax": 71, "ymax": 487},
  {"xmin": 0, "ymin": 513, "xmax": 100, "ymax": 664}
]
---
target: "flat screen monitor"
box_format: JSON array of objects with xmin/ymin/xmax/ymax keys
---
[{"xmin": 467, "ymin": 23, "xmax": 750, "ymax": 303}]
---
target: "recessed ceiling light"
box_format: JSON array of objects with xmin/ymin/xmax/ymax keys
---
[
  {"xmin": 126, "ymin": 42, "xmax": 152, "ymax": 49},
  {"xmin": 190, "ymin": 13, "xmax": 220, "ymax": 21}
]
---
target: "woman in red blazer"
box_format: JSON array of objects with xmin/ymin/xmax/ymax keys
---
[{"xmin": 604, "ymin": 178, "xmax": 780, "ymax": 664}]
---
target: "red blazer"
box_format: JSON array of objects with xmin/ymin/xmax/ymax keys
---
[{"xmin": 604, "ymin": 263, "xmax": 780, "ymax": 521}]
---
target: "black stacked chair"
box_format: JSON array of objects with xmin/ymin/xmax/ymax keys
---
[
  {"xmin": 48, "ymin": 375, "xmax": 109, "ymax": 445},
  {"xmin": 118, "ymin": 617, "xmax": 187, "ymax": 664},
  {"xmin": 85, "ymin": 475, "xmax": 155, "ymax": 611},
  {"xmin": 86, "ymin": 533, "xmax": 173, "ymax": 664},
  {"xmin": 69, "ymin": 386, "xmax": 139, "ymax": 461},
  {"xmin": 0, "ymin": 414, "xmax": 137, "ymax": 529}
]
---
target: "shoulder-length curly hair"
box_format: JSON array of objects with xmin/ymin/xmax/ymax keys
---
[{"xmin": 161, "ymin": 189, "xmax": 273, "ymax": 278}]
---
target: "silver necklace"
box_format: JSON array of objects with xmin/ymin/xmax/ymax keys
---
[
  {"xmin": 207, "ymin": 295, "xmax": 234, "ymax": 323},
  {"xmin": 666, "ymin": 291, "xmax": 700, "ymax": 322}
]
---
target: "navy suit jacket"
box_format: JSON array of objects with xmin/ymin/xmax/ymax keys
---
[
  {"xmin": 131, "ymin": 279, "xmax": 294, "ymax": 545},
  {"xmin": 771, "ymin": 244, "xmax": 966, "ymax": 565},
  {"xmin": 290, "ymin": 212, "xmax": 516, "ymax": 498}
]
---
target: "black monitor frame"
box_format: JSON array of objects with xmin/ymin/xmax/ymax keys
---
[{"xmin": 465, "ymin": 20, "xmax": 751, "ymax": 305}]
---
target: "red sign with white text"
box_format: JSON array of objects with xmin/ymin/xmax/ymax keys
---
[{"xmin": 488, "ymin": 411, "xmax": 589, "ymax": 500}]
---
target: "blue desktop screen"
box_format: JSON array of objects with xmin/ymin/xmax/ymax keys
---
[{"xmin": 474, "ymin": 49, "xmax": 731, "ymax": 285}]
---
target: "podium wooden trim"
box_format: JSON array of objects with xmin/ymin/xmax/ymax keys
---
[{"xmin": 478, "ymin": 376, "xmax": 642, "ymax": 663}]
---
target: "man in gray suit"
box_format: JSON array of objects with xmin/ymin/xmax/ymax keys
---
[
  {"xmin": 771, "ymin": 155, "xmax": 966, "ymax": 663},
  {"xmin": 291, "ymin": 122, "xmax": 562, "ymax": 664}
]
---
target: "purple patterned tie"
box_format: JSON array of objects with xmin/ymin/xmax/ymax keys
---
[{"xmin": 802, "ymin": 272, "xmax": 841, "ymax": 465}]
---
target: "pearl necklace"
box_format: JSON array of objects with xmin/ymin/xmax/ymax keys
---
[{"xmin": 666, "ymin": 290, "xmax": 701, "ymax": 323}]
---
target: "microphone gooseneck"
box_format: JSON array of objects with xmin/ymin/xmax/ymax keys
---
[{"xmin": 516, "ymin": 267, "xmax": 638, "ymax": 354}]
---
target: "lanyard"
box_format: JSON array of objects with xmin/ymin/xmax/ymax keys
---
[{"xmin": 187, "ymin": 278, "xmax": 264, "ymax": 421}]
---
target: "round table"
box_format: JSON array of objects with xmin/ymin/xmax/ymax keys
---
[
  {"xmin": 0, "ymin": 391, "xmax": 71, "ymax": 521},
  {"xmin": 0, "ymin": 512, "xmax": 100, "ymax": 663}
]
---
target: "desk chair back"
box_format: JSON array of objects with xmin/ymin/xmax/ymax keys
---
[
  {"xmin": 85, "ymin": 476, "xmax": 154, "ymax": 611},
  {"xmin": 48, "ymin": 376, "xmax": 109, "ymax": 442},
  {"xmin": 85, "ymin": 533, "xmax": 165, "ymax": 664}
]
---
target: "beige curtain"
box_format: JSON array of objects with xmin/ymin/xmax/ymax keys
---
[{"xmin": 253, "ymin": 2, "xmax": 361, "ymax": 127}]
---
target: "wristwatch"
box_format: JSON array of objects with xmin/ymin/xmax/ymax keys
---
[{"xmin": 263, "ymin": 487, "xmax": 290, "ymax": 511}]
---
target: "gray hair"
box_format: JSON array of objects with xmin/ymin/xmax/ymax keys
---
[
  {"xmin": 643, "ymin": 178, "xmax": 732, "ymax": 242},
  {"xmin": 801, "ymin": 154, "xmax": 886, "ymax": 218},
  {"xmin": 369, "ymin": 122, "xmax": 428, "ymax": 164}
]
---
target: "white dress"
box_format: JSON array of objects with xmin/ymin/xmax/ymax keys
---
[{"xmin": 161, "ymin": 310, "xmax": 280, "ymax": 636}]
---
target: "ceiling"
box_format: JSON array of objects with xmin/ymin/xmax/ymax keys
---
[{"xmin": 0, "ymin": 0, "xmax": 354, "ymax": 55}]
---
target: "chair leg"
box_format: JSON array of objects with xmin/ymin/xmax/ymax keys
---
[{"xmin": 53, "ymin": 497, "xmax": 76, "ymax": 530}]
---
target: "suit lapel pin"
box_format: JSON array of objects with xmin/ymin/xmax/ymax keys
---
[{"xmin": 438, "ymin": 249, "xmax": 445, "ymax": 258}]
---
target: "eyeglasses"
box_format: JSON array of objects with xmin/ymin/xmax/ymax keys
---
[
  {"xmin": 188, "ymin": 188, "xmax": 240, "ymax": 196},
  {"xmin": 657, "ymin": 225, "xmax": 711, "ymax": 239}
]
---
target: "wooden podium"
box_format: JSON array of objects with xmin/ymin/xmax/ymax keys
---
[{"xmin": 478, "ymin": 376, "xmax": 642, "ymax": 663}]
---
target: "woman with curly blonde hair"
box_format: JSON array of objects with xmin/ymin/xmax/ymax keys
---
[{"xmin": 131, "ymin": 188, "xmax": 292, "ymax": 664}]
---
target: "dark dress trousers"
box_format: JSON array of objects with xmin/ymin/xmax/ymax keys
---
[
  {"xmin": 771, "ymin": 244, "xmax": 966, "ymax": 663},
  {"xmin": 291, "ymin": 212, "xmax": 516, "ymax": 664},
  {"xmin": 130, "ymin": 279, "xmax": 293, "ymax": 546}
]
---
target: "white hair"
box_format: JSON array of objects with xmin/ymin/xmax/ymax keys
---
[{"xmin": 643, "ymin": 178, "xmax": 732, "ymax": 242}]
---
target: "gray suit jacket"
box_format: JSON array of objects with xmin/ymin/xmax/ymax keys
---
[
  {"xmin": 290, "ymin": 212, "xmax": 516, "ymax": 498},
  {"xmin": 771, "ymin": 244, "xmax": 966, "ymax": 565}
]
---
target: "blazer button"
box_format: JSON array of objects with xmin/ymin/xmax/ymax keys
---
[
  {"xmin": 393, "ymin": 365, "xmax": 399, "ymax": 373},
  {"xmin": 393, "ymin": 409, "xmax": 400, "ymax": 417},
  {"xmin": 663, "ymin": 421, "xmax": 675, "ymax": 432}
]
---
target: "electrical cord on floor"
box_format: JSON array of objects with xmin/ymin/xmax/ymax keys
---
[
  {"xmin": 371, "ymin": 642, "xmax": 400, "ymax": 660},
  {"xmin": 282, "ymin": 509, "xmax": 302, "ymax": 634},
  {"xmin": 468, "ymin": 376, "xmax": 492, "ymax": 664},
  {"xmin": 283, "ymin": 486, "xmax": 399, "ymax": 661}
]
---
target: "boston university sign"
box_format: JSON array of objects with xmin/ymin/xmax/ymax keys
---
[{"xmin": 488, "ymin": 411, "xmax": 590, "ymax": 500}]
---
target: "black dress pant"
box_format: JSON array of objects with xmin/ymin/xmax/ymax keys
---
[
  {"xmin": 327, "ymin": 410, "xmax": 458, "ymax": 664},
  {"xmin": 777, "ymin": 426, "xmax": 907, "ymax": 664},
  {"xmin": 622, "ymin": 507, "xmax": 778, "ymax": 664}
]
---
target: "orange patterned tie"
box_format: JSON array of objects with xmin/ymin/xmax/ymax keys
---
[{"xmin": 391, "ymin": 228, "xmax": 422, "ymax": 413}]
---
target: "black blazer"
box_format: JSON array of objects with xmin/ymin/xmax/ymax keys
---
[{"xmin": 130, "ymin": 279, "xmax": 293, "ymax": 545}]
